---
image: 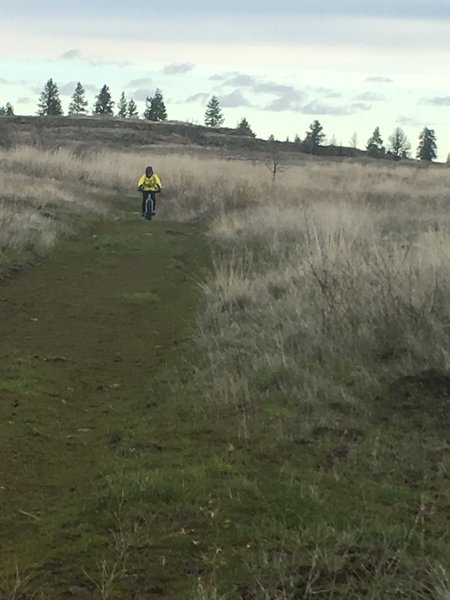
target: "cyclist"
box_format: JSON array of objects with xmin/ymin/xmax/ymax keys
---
[{"xmin": 138, "ymin": 166, "xmax": 162, "ymax": 219}]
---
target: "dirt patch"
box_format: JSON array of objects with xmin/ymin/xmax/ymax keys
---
[{"xmin": 377, "ymin": 369, "xmax": 450, "ymax": 432}]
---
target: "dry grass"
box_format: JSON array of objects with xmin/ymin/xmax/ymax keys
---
[
  {"xmin": 195, "ymin": 161, "xmax": 450, "ymax": 427},
  {"xmin": 3, "ymin": 144, "xmax": 450, "ymax": 403},
  {"xmin": 188, "ymin": 143, "xmax": 450, "ymax": 598},
  {"xmin": 2, "ymin": 142, "xmax": 450, "ymax": 598}
]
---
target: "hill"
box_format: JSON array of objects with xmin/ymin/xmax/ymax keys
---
[{"xmin": 0, "ymin": 115, "xmax": 367, "ymax": 162}]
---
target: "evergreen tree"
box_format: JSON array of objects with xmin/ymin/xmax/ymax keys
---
[
  {"xmin": 0, "ymin": 103, "xmax": 14, "ymax": 116},
  {"xmin": 37, "ymin": 79, "xmax": 63, "ymax": 116},
  {"xmin": 268, "ymin": 134, "xmax": 275, "ymax": 142},
  {"xmin": 236, "ymin": 117, "xmax": 255, "ymax": 137},
  {"xmin": 117, "ymin": 92, "xmax": 128, "ymax": 118},
  {"xmin": 93, "ymin": 85, "xmax": 114, "ymax": 115},
  {"xmin": 304, "ymin": 120, "xmax": 325, "ymax": 154},
  {"xmin": 417, "ymin": 127, "xmax": 437, "ymax": 162},
  {"xmin": 68, "ymin": 82, "xmax": 88, "ymax": 115},
  {"xmin": 127, "ymin": 99, "xmax": 139, "ymax": 118},
  {"xmin": 144, "ymin": 89, "xmax": 167, "ymax": 121},
  {"xmin": 389, "ymin": 127, "xmax": 411, "ymax": 159},
  {"xmin": 294, "ymin": 134, "xmax": 301, "ymax": 144},
  {"xmin": 204, "ymin": 96, "xmax": 224, "ymax": 127},
  {"xmin": 366, "ymin": 126, "xmax": 385, "ymax": 158}
]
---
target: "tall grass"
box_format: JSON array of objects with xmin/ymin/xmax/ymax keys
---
[
  {"xmin": 185, "ymin": 156, "xmax": 450, "ymax": 598},
  {"xmin": 2, "ymin": 143, "xmax": 450, "ymax": 597}
]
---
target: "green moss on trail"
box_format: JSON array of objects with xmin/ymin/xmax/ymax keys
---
[
  {"xmin": 0, "ymin": 208, "xmax": 449, "ymax": 599},
  {"xmin": 0, "ymin": 213, "xmax": 210, "ymax": 598}
]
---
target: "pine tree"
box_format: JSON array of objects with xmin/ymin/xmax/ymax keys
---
[
  {"xmin": 144, "ymin": 89, "xmax": 167, "ymax": 121},
  {"xmin": 366, "ymin": 126, "xmax": 385, "ymax": 158},
  {"xmin": 204, "ymin": 96, "xmax": 224, "ymax": 127},
  {"xmin": 304, "ymin": 120, "xmax": 325, "ymax": 154},
  {"xmin": 0, "ymin": 103, "xmax": 14, "ymax": 116},
  {"xmin": 93, "ymin": 85, "xmax": 114, "ymax": 115},
  {"xmin": 388, "ymin": 127, "xmax": 411, "ymax": 159},
  {"xmin": 236, "ymin": 117, "xmax": 255, "ymax": 137},
  {"xmin": 127, "ymin": 99, "xmax": 139, "ymax": 118},
  {"xmin": 417, "ymin": 127, "xmax": 437, "ymax": 162},
  {"xmin": 268, "ymin": 134, "xmax": 275, "ymax": 142},
  {"xmin": 37, "ymin": 79, "xmax": 63, "ymax": 116},
  {"xmin": 294, "ymin": 134, "xmax": 301, "ymax": 144},
  {"xmin": 117, "ymin": 92, "xmax": 128, "ymax": 118},
  {"xmin": 68, "ymin": 82, "xmax": 88, "ymax": 115}
]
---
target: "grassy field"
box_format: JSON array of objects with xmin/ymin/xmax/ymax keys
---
[{"xmin": 0, "ymin": 145, "xmax": 449, "ymax": 598}]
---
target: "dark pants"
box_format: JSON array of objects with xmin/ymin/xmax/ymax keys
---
[{"xmin": 141, "ymin": 191, "xmax": 157, "ymax": 216}]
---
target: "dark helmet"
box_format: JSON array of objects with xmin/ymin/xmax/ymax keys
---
[{"xmin": 145, "ymin": 166, "xmax": 154, "ymax": 177}]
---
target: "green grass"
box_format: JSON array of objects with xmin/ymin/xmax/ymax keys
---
[{"xmin": 0, "ymin": 206, "xmax": 448, "ymax": 599}]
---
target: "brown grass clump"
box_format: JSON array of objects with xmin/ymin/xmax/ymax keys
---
[{"xmin": 195, "ymin": 158, "xmax": 450, "ymax": 434}]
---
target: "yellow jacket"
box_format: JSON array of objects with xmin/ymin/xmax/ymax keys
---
[{"xmin": 138, "ymin": 173, "xmax": 162, "ymax": 192}]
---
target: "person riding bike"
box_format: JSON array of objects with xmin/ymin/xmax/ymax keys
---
[{"xmin": 138, "ymin": 166, "xmax": 162, "ymax": 219}]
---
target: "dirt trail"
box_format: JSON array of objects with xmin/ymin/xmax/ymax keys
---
[{"xmin": 0, "ymin": 213, "xmax": 208, "ymax": 594}]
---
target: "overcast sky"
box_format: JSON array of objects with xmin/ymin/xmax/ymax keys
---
[{"xmin": 1, "ymin": 0, "xmax": 449, "ymax": 158}]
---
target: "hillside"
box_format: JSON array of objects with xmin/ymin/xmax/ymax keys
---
[
  {"xmin": 1, "ymin": 143, "xmax": 449, "ymax": 598},
  {"xmin": 0, "ymin": 115, "xmax": 367, "ymax": 161}
]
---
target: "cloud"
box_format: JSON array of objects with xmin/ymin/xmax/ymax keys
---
[
  {"xmin": 263, "ymin": 97, "xmax": 371, "ymax": 115},
  {"xmin": 0, "ymin": 77, "xmax": 28, "ymax": 86},
  {"xmin": 11, "ymin": 1, "xmax": 450, "ymax": 21},
  {"xmin": 129, "ymin": 88, "xmax": 153, "ymax": 102},
  {"xmin": 59, "ymin": 47, "xmax": 131, "ymax": 67},
  {"xmin": 321, "ymin": 91, "xmax": 343, "ymax": 99},
  {"xmin": 354, "ymin": 91, "xmax": 387, "ymax": 101},
  {"xmin": 224, "ymin": 74, "xmax": 258, "ymax": 87},
  {"xmin": 126, "ymin": 78, "xmax": 153, "ymax": 88},
  {"xmin": 365, "ymin": 76, "xmax": 394, "ymax": 83},
  {"xmin": 219, "ymin": 90, "xmax": 251, "ymax": 108},
  {"xmin": 222, "ymin": 73, "xmax": 304, "ymax": 100},
  {"xmin": 59, "ymin": 81, "xmax": 98, "ymax": 96},
  {"xmin": 185, "ymin": 92, "xmax": 210, "ymax": 103},
  {"xmin": 209, "ymin": 73, "xmax": 228, "ymax": 81},
  {"xmin": 419, "ymin": 96, "xmax": 450, "ymax": 106},
  {"xmin": 60, "ymin": 48, "xmax": 83, "ymax": 60},
  {"xmin": 219, "ymin": 90, "xmax": 252, "ymax": 108},
  {"xmin": 17, "ymin": 97, "xmax": 32, "ymax": 104},
  {"xmin": 163, "ymin": 63, "xmax": 194, "ymax": 75},
  {"xmin": 265, "ymin": 96, "xmax": 303, "ymax": 112},
  {"xmin": 218, "ymin": 73, "xmax": 308, "ymax": 112},
  {"xmin": 310, "ymin": 87, "xmax": 343, "ymax": 99},
  {"xmin": 397, "ymin": 115, "xmax": 424, "ymax": 127},
  {"xmin": 299, "ymin": 100, "xmax": 371, "ymax": 116}
]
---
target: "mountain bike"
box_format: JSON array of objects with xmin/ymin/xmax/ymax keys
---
[{"xmin": 143, "ymin": 189, "xmax": 161, "ymax": 220}]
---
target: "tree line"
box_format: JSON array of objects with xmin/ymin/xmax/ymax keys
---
[
  {"xmin": 273, "ymin": 120, "xmax": 438, "ymax": 162},
  {"xmin": 1, "ymin": 80, "xmax": 253, "ymax": 134},
  {"xmin": 0, "ymin": 80, "xmax": 442, "ymax": 162}
]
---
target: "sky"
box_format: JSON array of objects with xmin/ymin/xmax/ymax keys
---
[{"xmin": 1, "ymin": 0, "xmax": 449, "ymax": 159}]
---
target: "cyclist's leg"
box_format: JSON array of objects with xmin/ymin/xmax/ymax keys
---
[
  {"xmin": 150, "ymin": 192, "xmax": 157, "ymax": 215},
  {"xmin": 141, "ymin": 191, "xmax": 149, "ymax": 216}
]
